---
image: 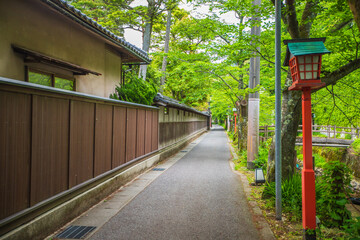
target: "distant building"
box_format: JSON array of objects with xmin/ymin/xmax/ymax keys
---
[{"xmin": 0, "ymin": 0, "xmax": 150, "ymax": 98}]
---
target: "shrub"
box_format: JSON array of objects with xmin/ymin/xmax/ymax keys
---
[
  {"xmin": 343, "ymin": 217, "xmax": 360, "ymax": 239},
  {"xmin": 233, "ymin": 149, "xmax": 247, "ymax": 171},
  {"xmin": 351, "ymin": 139, "xmax": 360, "ymax": 156},
  {"xmin": 263, "ymin": 174, "xmax": 303, "ymax": 221},
  {"xmin": 229, "ymin": 131, "xmax": 239, "ymax": 146},
  {"xmin": 110, "ymin": 74, "xmax": 157, "ymax": 106},
  {"xmin": 313, "ymin": 152, "xmax": 327, "ymax": 169},
  {"xmin": 253, "ymin": 138, "xmax": 271, "ymax": 171},
  {"xmin": 316, "ymin": 160, "xmax": 352, "ymax": 228}
]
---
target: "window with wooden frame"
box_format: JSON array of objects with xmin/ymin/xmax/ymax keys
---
[
  {"xmin": 164, "ymin": 107, "xmax": 169, "ymax": 115},
  {"xmin": 13, "ymin": 45, "xmax": 101, "ymax": 91},
  {"xmin": 26, "ymin": 68, "xmax": 75, "ymax": 91}
]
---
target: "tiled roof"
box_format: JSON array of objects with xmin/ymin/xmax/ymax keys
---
[
  {"xmin": 153, "ymin": 93, "xmax": 209, "ymax": 116},
  {"xmin": 41, "ymin": 0, "xmax": 151, "ymax": 63}
]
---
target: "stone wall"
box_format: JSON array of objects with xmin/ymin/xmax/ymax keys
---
[{"xmin": 343, "ymin": 148, "xmax": 360, "ymax": 179}]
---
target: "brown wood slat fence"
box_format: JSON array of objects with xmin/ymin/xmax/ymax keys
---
[
  {"xmin": 0, "ymin": 83, "xmax": 158, "ymax": 220},
  {"xmin": 159, "ymin": 121, "xmax": 208, "ymax": 147}
]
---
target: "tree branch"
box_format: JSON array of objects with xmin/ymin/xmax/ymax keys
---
[
  {"xmin": 299, "ymin": 0, "xmax": 319, "ymax": 38},
  {"xmin": 326, "ymin": 86, "xmax": 336, "ymax": 125},
  {"xmin": 270, "ymin": 0, "xmax": 301, "ymax": 38},
  {"xmin": 330, "ymin": 18, "xmax": 353, "ymax": 33},
  {"xmin": 217, "ymin": 82, "xmax": 237, "ymax": 105},
  {"xmin": 338, "ymin": 80, "xmax": 360, "ymax": 92},
  {"xmin": 325, "ymin": 85, "xmax": 358, "ymax": 128},
  {"xmin": 322, "ymin": 58, "xmax": 360, "ymax": 86},
  {"xmin": 270, "ymin": 0, "xmax": 288, "ymax": 25},
  {"xmin": 211, "ymin": 72, "xmax": 234, "ymax": 90},
  {"xmin": 334, "ymin": 92, "xmax": 360, "ymax": 112},
  {"xmin": 334, "ymin": 96, "xmax": 358, "ymax": 128},
  {"xmin": 226, "ymin": 70, "xmax": 240, "ymax": 82},
  {"xmin": 251, "ymin": 46, "xmax": 288, "ymax": 72},
  {"xmin": 192, "ymin": 18, "xmax": 231, "ymax": 44},
  {"xmin": 285, "ymin": 0, "xmax": 300, "ymax": 38}
]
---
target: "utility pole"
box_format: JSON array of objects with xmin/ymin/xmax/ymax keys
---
[
  {"xmin": 275, "ymin": 0, "xmax": 282, "ymax": 221},
  {"xmin": 247, "ymin": 0, "xmax": 261, "ymax": 169}
]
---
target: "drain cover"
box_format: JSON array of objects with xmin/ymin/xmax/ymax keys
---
[
  {"xmin": 180, "ymin": 150, "xmax": 188, "ymax": 152},
  {"xmin": 55, "ymin": 225, "xmax": 96, "ymax": 239},
  {"xmin": 153, "ymin": 168, "xmax": 165, "ymax": 171}
]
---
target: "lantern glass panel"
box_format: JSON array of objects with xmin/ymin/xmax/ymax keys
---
[
  {"xmin": 306, "ymin": 64, "xmax": 312, "ymax": 71},
  {"xmin": 305, "ymin": 56, "xmax": 312, "ymax": 63},
  {"xmin": 313, "ymin": 55, "xmax": 319, "ymax": 63},
  {"xmin": 306, "ymin": 72, "xmax": 313, "ymax": 79},
  {"xmin": 300, "ymin": 72, "xmax": 305, "ymax": 79},
  {"xmin": 315, "ymin": 63, "xmax": 319, "ymax": 79},
  {"xmin": 299, "ymin": 64, "xmax": 304, "ymax": 71},
  {"xmin": 298, "ymin": 56, "xmax": 305, "ymax": 64}
]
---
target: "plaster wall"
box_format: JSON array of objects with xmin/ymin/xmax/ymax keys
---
[
  {"xmin": 0, "ymin": 0, "xmax": 122, "ymax": 97},
  {"xmin": 105, "ymin": 49, "xmax": 121, "ymax": 97}
]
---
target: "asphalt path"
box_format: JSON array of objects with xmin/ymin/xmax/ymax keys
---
[{"xmin": 90, "ymin": 126, "xmax": 260, "ymax": 240}]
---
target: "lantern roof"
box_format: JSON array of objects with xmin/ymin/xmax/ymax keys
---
[{"xmin": 283, "ymin": 38, "xmax": 330, "ymax": 66}]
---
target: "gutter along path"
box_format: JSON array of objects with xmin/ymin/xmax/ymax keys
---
[{"xmin": 53, "ymin": 126, "xmax": 262, "ymax": 240}]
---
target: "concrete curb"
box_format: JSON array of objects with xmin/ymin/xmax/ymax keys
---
[
  {"xmin": 1, "ymin": 130, "xmax": 207, "ymax": 240},
  {"xmin": 227, "ymin": 137, "xmax": 275, "ymax": 240}
]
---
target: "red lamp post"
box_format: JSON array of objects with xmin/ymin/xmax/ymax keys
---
[{"xmin": 284, "ymin": 38, "xmax": 330, "ymax": 240}]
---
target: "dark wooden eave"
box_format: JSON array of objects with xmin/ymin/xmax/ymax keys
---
[{"xmin": 12, "ymin": 45, "xmax": 101, "ymax": 76}]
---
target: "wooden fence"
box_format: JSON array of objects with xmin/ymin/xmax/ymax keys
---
[
  {"xmin": 159, "ymin": 121, "xmax": 208, "ymax": 147},
  {"xmin": 0, "ymin": 81, "xmax": 159, "ymax": 220},
  {"xmin": 260, "ymin": 125, "xmax": 360, "ymax": 142}
]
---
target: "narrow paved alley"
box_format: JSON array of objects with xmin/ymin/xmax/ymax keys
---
[{"xmin": 87, "ymin": 126, "xmax": 259, "ymax": 240}]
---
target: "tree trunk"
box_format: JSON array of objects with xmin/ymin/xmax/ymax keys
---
[
  {"xmin": 348, "ymin": 0, "xmax": 360, "ymax": 32},
  {"xmin": 139, "ymin": 21, "xmax": 152, "ymax": 80},
  {"xmin": 238, "ymin": 101, "xmax": 248, "ymax": 151},
  {"xmin": 266, "ymin": 74, "xmax": 302, "ymax": 181},
  {"xmin": 160, "ymin": 9, "xmax": 172, "ymax": 92}
]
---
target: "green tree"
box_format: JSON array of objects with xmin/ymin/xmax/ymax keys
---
[
  {"xmin": 266, "ymin": 0, "xmax": 360, "ymax": 181},
  {"xmin": 184, "ymin": 0, "xmax": 273, "ymax": 149},
  {"xmin": 66, "ymin": 0, "xmax": 135, "ymax": 36}
]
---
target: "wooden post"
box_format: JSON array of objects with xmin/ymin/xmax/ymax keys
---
[
  {"xmin": 302, "ymin": 88, "xmax": 316, "ymax": 239},
  {"xmin": 265, "ymin": 125, "xmax": 268, "ymax": 140}
]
